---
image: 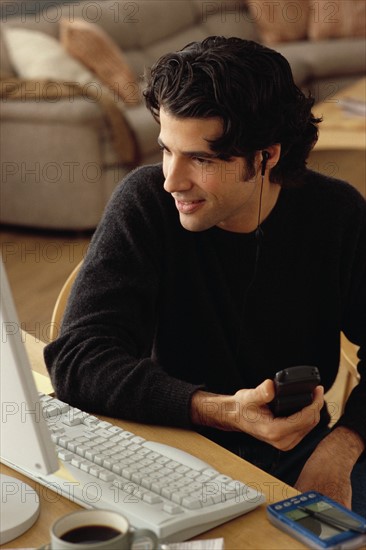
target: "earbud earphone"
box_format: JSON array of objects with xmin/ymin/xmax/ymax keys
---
[{"xmin": 261, "ymin": 151, "xmax": 270, "ymax": 176}]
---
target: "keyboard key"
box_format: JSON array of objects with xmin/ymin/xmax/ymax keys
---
[
  {"xmin": 163, "ymin": 503, "xmax": 184, "ymax": 515},
  {"xmin": 75, "ymin": 435, "xmax": 94, "ymax": 443},
  {"xmin": 80, "ymin": 461, "xmax": 91, "ymax": 473},
  {"xmin": 131, "ymin": 472, "xmax": 143, "ymax": 484},
  {"xmin": 171, "ymin": 492, "xmax": 186, "ymax": 505},
  {"xmin": 67, "ymin": 441, "xmax": 79, "ymax": 452},
  {"xmin": 62, "ymin": 414, "xmax": 84, "ymax": 427},
  {"xmin": 166, "ymin": 461, "xmax": 180, "ymax": 470},
  {"xmin": 212, "ymin": 474, "xmax": 233, "ymax": 484},
  {"xmin": 112, "ymin": 479, "xmax": 128, "ymax": 490},
  {"xmin": 161, "ymin": 487, "xmax": 175, "ymax": 499},
  {"xmin": 83, "ymin": 415, "xmax": 99, "ymax": 427},
  {"xmin": 43, "ymin": 404, "xmax": 62, "ymax": 418},
  {"xmin": 58, "ymin": 436, "xmax": 73, "ymax": 447},
  {"xmin": 108, "ymin": 426, "xmax": 124, "ymax": 434},
  {"xmin": 202, "ymin": 468, "xmax": 219, "ymax": 477},
  {"xmin": 85, "ymin": 449, "xmax": 98, "ymax": 461},
  {"xmin": 143, "ymin": 492, "xmax": 163, "ymax": 505},
  {"xmin": 176, "ymin": 465, "xmax": 190, "ymax": 474},
  {"xmin": 95, "ymin": 428, "xmax": 115, "ymax": 439},
  {"xmin": 131, "ymin": 436, "xmax": 146, "ymax": 444},
  {"xmin": 181, "ymin": 496, "xmax": 202, "ymax": 510},
  {"xmin": 89, "ymin": 466, "xmax": 104, "ymax": 477},
  {"xmin": 91, "ymin": 421, "xmax": 110, "ymax": 429},
  {"xmin": 39, "ymin": 394, "xmax": 52, "ymax": 402},
  {"xmin": 49, "ymin": 399, "xmax": 70, "ymax": 413},
  {"xmin": 57, "ymin": 449, "xmax": 74, "ymax": 461},
  {"xmin": 150, "ymin": 481, "xmax": 166, "ymax": 494},
  {"xmin": 99, "ymin": 470, "xmax": 115, "ymax": 482},
  {"xmin": 112, "ymin": 431, "xmax": 135, "ymax": 441},
  {"xmin": 186, "ymin": 470, "xmax": 200, "ymax": 479},
  {"xmin": 156, "ymin": 456, "xmax": 170, "ymax": 465}
]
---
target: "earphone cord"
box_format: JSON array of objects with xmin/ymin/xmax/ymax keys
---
[
  {"xmin": 247, "ymin": 172, "xmax": 265, "ymax": 291},
  {"xmin": 256, "ymin": 173, "xmax": 264, "ymax": 235},
  {"xmin": 235, "ymin": 173, "xmax": 264, "ymax": 361}
]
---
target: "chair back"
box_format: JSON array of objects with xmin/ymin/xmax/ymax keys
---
[
  {"xmin": 49, "ymin": 261, "xmax": 82, "ymax": 341},
  {"xmin": 339, "ymin": 333, "xmax": 360, "ymax": 410}
]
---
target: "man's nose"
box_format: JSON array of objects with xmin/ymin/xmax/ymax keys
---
[{"xmin": 163, "ymin": 157, "xmax": 192, "ymax": 194}]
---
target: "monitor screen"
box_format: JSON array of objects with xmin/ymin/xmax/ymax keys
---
[{"xmin": 0, "ymin": 256, "xmax": 58, "ymax": 543}]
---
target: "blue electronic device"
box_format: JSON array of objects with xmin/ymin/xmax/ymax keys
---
[{"xmin": 267, "ymin": 491, "xmax": 366, "ymax": 549}]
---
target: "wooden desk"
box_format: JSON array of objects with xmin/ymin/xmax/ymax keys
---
[{"xmin": 1, "ymin": 334, "xmax": 306, "ymax": 549}]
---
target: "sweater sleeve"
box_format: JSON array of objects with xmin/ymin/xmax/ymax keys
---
[
  {"xmin": 44, "ymin": 166, "xmax": 202, "ymax": 428},
  {"xmin": 334, "ymin": 188, "xmax": 366, "ymax": 444}
]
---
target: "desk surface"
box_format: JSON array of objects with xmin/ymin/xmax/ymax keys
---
[
  {"xmin": 313, "ymin": 78, "xmax": 366, "ymax": 151},
  {"xmin": 1, "ymin": 333, "xmax": 307, "ymax": 549}
]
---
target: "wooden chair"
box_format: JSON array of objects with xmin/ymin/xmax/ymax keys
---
[
  {"xmin": 49, "ymin": 261, "xmax": 83, "ymax": 341},
  {"xmin": 49, "ymin": 262, "xmax": 360, "ymax": 414},
  {"xmin": 339, "ymin": 332, "xmax": 360, "ymax": 409}
]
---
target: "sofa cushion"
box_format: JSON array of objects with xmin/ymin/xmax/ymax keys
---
[
  {"xmin": 60, "ymin": 17, "xmax": 141, "ymax": 105},
  {"xmin": 2, "ymin": 27, "xmax": 94, "ymax": 84},
  {"xmin": 278, "ymin": 38, "xmax": 366, "ymax": 82},
  {"xmin": 308, "ymin": 0, "xmax": 366, "ymax": 40},
  {"xmin": 106, "ymin": 0, "xmax": 198, "ymax": 50},
  {"xmin": 249, "ymin": 0, "xmax": 366, "ymax": 44},
  {"xmin": 201, "ymin": 7, "xmax": 260, "ymax": 42}
]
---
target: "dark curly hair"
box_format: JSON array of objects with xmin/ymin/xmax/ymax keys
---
[{"xmin": 144, "ymin": 36, "xmax": 321, "ymax": 186}]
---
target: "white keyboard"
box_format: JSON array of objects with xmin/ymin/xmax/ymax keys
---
[{"xmin": 16, "ymin": 394, "xmax": 266, "ymax": 542}]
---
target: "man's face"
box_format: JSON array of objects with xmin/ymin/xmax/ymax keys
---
[{"xmin": 159, "ymin": 108, "xmax": 260, "ymax": 233}]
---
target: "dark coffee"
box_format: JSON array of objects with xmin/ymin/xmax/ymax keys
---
[{"xmin": 61, "ymin": 525, "xmax": 122, "ymax": 544}]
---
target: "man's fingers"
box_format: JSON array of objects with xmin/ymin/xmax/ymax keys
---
[
  {"xmin": 313, "ymin": 385, "xmax": 325, "ymax": 404},
  {"xmin": 298, "ymin": 385, "xmax": 324, "ymax": 419},
  {"xmin": 252, "ymin": 379, "xmax": 275, "ymax": 405}
]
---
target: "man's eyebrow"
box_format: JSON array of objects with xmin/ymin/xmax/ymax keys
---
[{"xmin": 157, "ymin": 137, "xmax": 219, "ymax": 159}]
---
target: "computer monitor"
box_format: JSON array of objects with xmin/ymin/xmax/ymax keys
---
[{"xmin": 0, "ymin": 256, "xmax": 58, "ymax": 544}]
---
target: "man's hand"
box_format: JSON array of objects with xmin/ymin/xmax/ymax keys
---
[
  {"xmin": 190, "ymin": 379, "xmax": 324, "ymax": 451},
  {"xmin": 295, "ymin": 426, "xmax": 365, "ymax": 508}
]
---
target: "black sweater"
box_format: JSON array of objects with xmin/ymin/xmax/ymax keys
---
[{"xmin": 44, "ymin": 164, "xmax": 366, "ymax": 447}]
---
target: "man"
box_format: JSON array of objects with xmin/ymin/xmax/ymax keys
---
[{"xmin": 45, "ymin": 37, "xmax": 366, "ymax": 515}]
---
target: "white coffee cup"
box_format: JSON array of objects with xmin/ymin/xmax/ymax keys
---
[{"xmin": 50, "ymin": 509, "xmax": 158, "ymax": 549}]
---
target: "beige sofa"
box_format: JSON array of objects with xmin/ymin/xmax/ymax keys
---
[{"xmin": 1, "ymin": 0, "xmax": 365, "ymax": 230}]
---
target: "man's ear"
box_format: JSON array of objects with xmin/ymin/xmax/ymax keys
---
[{"xmin": 259, "ymin": 144, "xmax": 281, "ymax": 172}]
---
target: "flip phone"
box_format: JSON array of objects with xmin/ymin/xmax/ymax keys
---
[{"xmin": 269, "ymin": 365, "xmax": 321, "ymax": 417}]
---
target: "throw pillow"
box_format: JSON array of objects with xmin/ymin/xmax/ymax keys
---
[
  {"xmin": 247, "ymin": 0, "xmax": 310, "ymax": 44},
  {"xmin": 2, "ymin": 27, "xmax": 94, "ymax": 84},
  {"xmin": 308, "ymin": 0, "xmax": 366, "ymax": 40},
  {"xmin": 60, "ymin": 18, "xmax": 141, "ymax": 105}
]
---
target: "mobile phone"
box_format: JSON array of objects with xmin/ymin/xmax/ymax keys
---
[
  {"xmin": 269, "ymin": 365, "xmax": 321, "ymax": 417},
  {"xmin": 267, "ymin": 491, "xmax": 366, "ymax": 549}
]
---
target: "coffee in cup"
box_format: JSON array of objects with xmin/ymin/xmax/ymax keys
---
[{"xmin": 50, "ymin": 509, "xmax": 158, "ymax": 550}]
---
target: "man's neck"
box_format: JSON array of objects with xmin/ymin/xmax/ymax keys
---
[
  {"xmin": 258, "ymin": 181, "xmax": 282, "ymax": 226},
  {"xmin": 221, "ymin": 181, "xmax": 282, "ymax": 234}
]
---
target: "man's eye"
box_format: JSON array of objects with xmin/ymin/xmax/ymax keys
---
[{"xmin": 193, "ymin": 157, "xmax": 211, "ymax": 165}]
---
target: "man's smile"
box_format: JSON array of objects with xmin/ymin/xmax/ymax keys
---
[{"xmin": 174, "ymin": 198, "xmax": 206, "ymax": 214}]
